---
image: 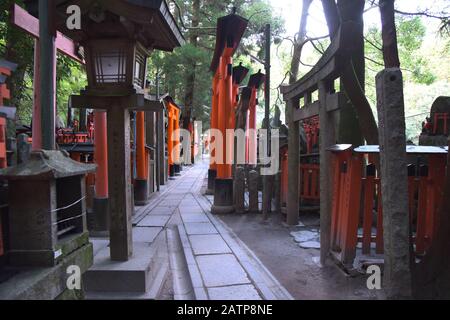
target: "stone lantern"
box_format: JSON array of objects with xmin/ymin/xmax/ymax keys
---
[{"xmin": 52, "ymin": 0, "xmax": 184, "ymax": 261}]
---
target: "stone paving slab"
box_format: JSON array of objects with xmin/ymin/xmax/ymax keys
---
[
  {"xmin": 208, "ymin": 284, "xmax": 262, "ymax": 300},
  {"xmin": 189, "ymin": 234, "xmax": 232, "ymax": 255},
  {"xmin": 148, "ymin": 207, "xmax": 176, "ymax": 215},
  {"xmin": 181, "ymin": 213, "xmax": 210, "ymax": 223},
  {"xmin": 133, "ymin": 227, "xmax": 162, "ymax": 243},
  {"xmin": 179, "ymin": 206, "xmax": 203, "ymax": 215},
  {"xmin": 164, "ymin": 194, "xmax": 186, "ymax": 200},
  {"xmin": 137, "ymin": 215, "xmax": 170, "ymax": 227},
  {"xmin": 184, "ymin": 222, "xmax": 218, "ymax": 235},
  {"xmin": 159, "ymin": 199, "xmax": 182, "ymax": 207},
  {"xmin": 196, "ymin": 254, "xmax": 251, "ymax": 287}
]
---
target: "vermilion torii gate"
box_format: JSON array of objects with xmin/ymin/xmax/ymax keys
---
[
  {"xmin": 208, "ymin": 12, "xmax": 248, "ymax": 213},
  {"xmin": 11, "ymin": 4, "xmax": 84, "ymax": 151}
]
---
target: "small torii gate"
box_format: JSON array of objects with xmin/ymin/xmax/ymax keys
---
[
  {"xmin": 280, "ymin": 22, "xmax": 359, "ymax": 263},
  {"xmin": 11, "ymin": 4, "xmax": 85, "ymax": 150}
]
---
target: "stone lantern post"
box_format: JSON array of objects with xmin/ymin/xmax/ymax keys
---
[{"xmin": 52, "ymin": 0, "xmax": 184, "ymax": 261}]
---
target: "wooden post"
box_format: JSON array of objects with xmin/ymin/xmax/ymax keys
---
[
  {"xmin": 212, "ymin": 52, "xmax": 234, "ymax": 214},
  {"xmin": 158, "ymin": 107, "xmax": 166, "ymax": 185},
  {"xmin": 107, "ymin": 107, "xmax": 133, "ymax": 261},
  {"xmin": 173, "ymin": 108, "xmax": 181, "ymax": 171},
  {"xmin": 207, "ymin": 73, "xmax": 219, "ymax": 194},
  {"xmin": 167, "ymin": 105, "xmax": 174, "ymax": 176},
  {"xmin": 262, "ymin": 24, "xmax": 272, "ymax": 219},
  {"xmin": 11, "ymin": 4, "xmax": 85, "ymax": 151},
  {"xmin": 217, "ymin": 56, "xmax": 228, "ymax": 179},
  {"xmin": 319, "ymin": 80, "xmax": 336, "ymax": 264},
  {"xmin": 376, "ymin": 68, "xmax": 412, "ymax": 298},
  {"xmin": 135, "ymin": 111, "xmax": 148, "ymax": 204},
  {"xmin": 246, "ymin": 89, "xmax": 257, "ymax": 165},
  {"xmin": 146, "ymin": 110, "xmax": 156, "ymax": 191},
  {"xmin": 39, "ymin": 0, "xmax": 56, "ymax": 150},
  {"xmin": 31, "ymin": 39, "xmax": 42, "ymax": 151},
  {"xmin": 286, "ymin": 98, "xmax": 299, "ymax": 225},
  {"xmin": 93, "ymin": 110, "xmax": 109, "ymax": 232}
]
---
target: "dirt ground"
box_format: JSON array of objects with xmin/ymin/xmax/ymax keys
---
[{"xmin": 217, "ymin": 212, "xmax": 379, "ymax": 300}]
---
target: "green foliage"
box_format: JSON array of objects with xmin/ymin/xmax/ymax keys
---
[
  {"xmin": 364, "ymin": 16, "xmax": 449, "ymax": 142},
  {"xmin": 147, "ymin": 0, "xmax": 284, "ymax": 129},
  {"xmin": 0, "ymin": 0, "xmax": 87, "ymax": 127},
  {"xmin": 365, "ymin": 17, "xmax": 436, "ymax": 87},
  {"xmin": 0, "ymin": 0, "xmax": 34, "ymax": 119}
]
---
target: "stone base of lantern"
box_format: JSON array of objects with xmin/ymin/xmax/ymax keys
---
[
  {"xmin": 134, "ymin": 179, "xmax": 149, "ymax": 205},
  {"xmin": 206, "ymin": 169, "xmax": 217, "ymax": 195},
  {"xmin": 211, "ymin": 178, "xmax": 234, "ymax": 214}
]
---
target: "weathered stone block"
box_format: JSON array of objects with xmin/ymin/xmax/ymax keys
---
[{"xmin": 376, "ymin": 68, "xmax": 412, "ymax": 299}]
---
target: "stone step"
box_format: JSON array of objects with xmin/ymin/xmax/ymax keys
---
[
  {"xmin": 83, "ymin": 260, "xmax": 169, "ymax": 300},
  {"xmin": 83, "ymin": 230, "xmax": 168, "ymax": 295}
]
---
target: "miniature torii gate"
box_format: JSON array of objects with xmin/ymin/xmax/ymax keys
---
[
  {"xmin": 11, "ymin": 4, "xmax": 84, "ymax": 150},
  {"xmin": 280, "ymin": 22, "xmax": 358, "ymax": 263}
]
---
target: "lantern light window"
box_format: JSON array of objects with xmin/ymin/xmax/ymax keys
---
[{"xmin": 94, "ymin": 49, "xmax": 127, "ymax": 84}]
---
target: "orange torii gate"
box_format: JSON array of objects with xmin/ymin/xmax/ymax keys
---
[
  {"xmin": 208, "ymin": 11, "xmax": 248, "ymax": 214},
  {"xmin": 0, "ymin": 59, "xmax": 18, "ymax": 170},
  {"xmin": 10, "ymin": 4, "xmax": 85, "ymax": 150},
  {"xmin": 164, "ymin": 96, "xmax": 181, "ymax": 177},
  {"xmin": 0, "ymin": 58, "xmax": 17, "ymax": 258}
]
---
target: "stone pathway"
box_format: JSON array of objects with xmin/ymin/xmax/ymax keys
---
[{"xmin": 132, "ymin": 158, "xmax": 292, "ymax": 300}]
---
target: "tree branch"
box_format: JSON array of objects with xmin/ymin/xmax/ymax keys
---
[
  {"xmin": 364, "ymin": 36, "xmax": 383, "ymax": 51},
  {"xmin": 365, "ymin": 55, "xmax": 384, "ymax": 67},
  {"xmin": 394, "ymin": 9, "xmax": 450, "ymax": 21}
]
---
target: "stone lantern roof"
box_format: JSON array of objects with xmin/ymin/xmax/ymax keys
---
[
  {"xmin": 233, "ymin": 62, "xmax": 249, "ymax": 85},
  {"xmin": 0, "ymin": 150, "xmax": 96, "ymax": 180},
  {"xmin": 248, "ymin": 71, "xmax": 265, "ymax": 89},
  {"xmin": 24, "ymin": 0, "xmax": 185, "ymax": 52}
]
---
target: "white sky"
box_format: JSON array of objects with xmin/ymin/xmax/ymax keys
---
[{"xmin": 269, "ymin": 0, "xmax": 450, "ymax": 38}]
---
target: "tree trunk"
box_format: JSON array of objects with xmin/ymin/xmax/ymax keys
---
[
  {"xmin": 182, "ymin": 0, "xmax": 200, "ymax": 130},
  {"xmin": 288, "ymin": 0, "xmax": 313, "ymax": 84},
  {"xmin": 336, "ymin": 0, "xmax": 365, "ymax": 146},
  {"xmin": 379, "ymin": 0, "xmax": 401, "ymax": 68},
  {"xmin": 321, "ymin": 0, "xmax": 339, "ymax": 39}
]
